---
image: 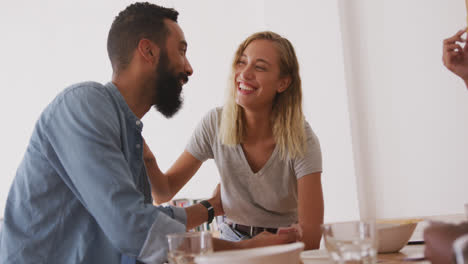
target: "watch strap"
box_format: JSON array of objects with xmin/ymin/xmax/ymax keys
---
[{"xmin": 200, "ymin": 200, "xmax": 214, "ymax": 224}]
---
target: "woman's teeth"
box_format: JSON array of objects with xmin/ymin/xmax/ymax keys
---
[{"xmin": 239, "ymin": 83, "xmax": 254, "ymax": 91}]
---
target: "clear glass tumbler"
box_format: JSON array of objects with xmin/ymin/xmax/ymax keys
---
[
  {"xmin": 167, "ymin": 231, "xmax": 213, "ymax": 264},
  {"xmin": 321, "ymin": 221, "xmax": 377, "ymax": 264}
]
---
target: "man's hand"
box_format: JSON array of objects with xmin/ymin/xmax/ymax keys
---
[
  {"xmin": 424, "ymin": 221, "xmax": 468, "ymax": 264},
  {"xmin": 443, "ymin": 29, "xmax": 468, "ymax": 85}
]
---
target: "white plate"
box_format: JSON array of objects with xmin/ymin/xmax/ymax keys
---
[
  {"xmin": 300, "ymin": 249, "xmax": 331, "ymax": 264},
  {"xmin": 195, "ymin": 242, "xmax": 304, "ymax": 264}
]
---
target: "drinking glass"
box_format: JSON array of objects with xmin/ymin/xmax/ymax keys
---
[
  {"xmin": 167, "ymin": 232, "xmax": 213, "ymax": 264},
  {"xmin": 321, "ymin": 221, "xmax": 377, "ymax": 264}
]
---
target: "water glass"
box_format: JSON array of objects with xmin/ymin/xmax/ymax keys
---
[
  {"xmin": 167, "ymin": 232, "xmax": 213, "ymax": 264},
  {"xmin": 321, "ymin": 221, "xmax": 377, "ymax": 264}
]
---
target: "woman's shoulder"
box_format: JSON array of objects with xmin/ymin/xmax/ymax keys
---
[
  {"xmin": 303, "ymin": 120, "xmax": 319, "ymax": 142},
  {"xmin": 202, "ymin": 106, "xmax": 222, "ymax": 124},
  {"xmin": 195, "ymin": 107, "xmax": 223, "ymax": 135}
]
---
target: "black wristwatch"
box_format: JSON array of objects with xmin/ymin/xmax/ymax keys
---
[{"xmin": 199, "ymin": 200, "xmax": 214, "ymax": 224}]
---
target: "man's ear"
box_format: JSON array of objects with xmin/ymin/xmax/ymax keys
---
[
  {"xmin": 138, "ymin": 38, "xmax": 160, "ymax": 64},
  {"xmin": 277, "ymin": 75, "xmax": 292, "ymax": 93}
]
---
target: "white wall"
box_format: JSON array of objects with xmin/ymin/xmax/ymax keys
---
[
  {"xmin": 261, "ymin": 1, "xmax": 359, "ymax": 222},
  {"xmin": 339, "ymin": 0, "xmax": 468, "ymax": 219},
  {"xmin": 0, "ymin": 0, "xmax": 359, "ymax": 223}
]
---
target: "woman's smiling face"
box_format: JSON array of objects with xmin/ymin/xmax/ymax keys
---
[{"xmin": 234, "ymin": 39, "xmax": 289, "ymax": 111}]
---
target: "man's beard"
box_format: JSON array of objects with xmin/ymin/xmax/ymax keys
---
[{"xmin": 153, "ymin": 51, "xmax": 188, "ymax": 118}]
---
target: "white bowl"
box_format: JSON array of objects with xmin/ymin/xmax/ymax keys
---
[
  {"xmin": 300, "ymin": 249, "xmax": 331, "ymax": 264},
  {"xmin": 194, "ymin": 242, "xmax": 304, "ymax": 264},
  {"xmin": 377, "ymin": 221, "xmax": 418, "ymax": 253}
]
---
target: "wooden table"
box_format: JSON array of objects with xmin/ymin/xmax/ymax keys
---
[{"xmin": 377, "ymin": 244, "xmax": 428, "ymax": 264}]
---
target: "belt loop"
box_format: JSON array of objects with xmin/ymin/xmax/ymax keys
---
[{"xmin": 250, "ymin": 226, "xmax": 254, "ymax": 237}]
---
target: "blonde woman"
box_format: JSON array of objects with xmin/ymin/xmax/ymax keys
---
[{"xmin": 144, "ymin": 31, "xmax": 323, "ymax": 249}]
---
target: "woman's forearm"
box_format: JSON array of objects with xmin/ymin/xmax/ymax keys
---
[
  {"xmin": 145, "ymin": 150, "xmax": 203, "ymax": 204},
  {"xmin": 144, "ymin": 158, "xmax": 174, "ymax": 204},
  {"xmin": 297, "ymin": 172, "xmax": 324, "ymax": 250},
  {"xmin": 301, "ymin": 224, "xmax": 322, "ymax": 250}
]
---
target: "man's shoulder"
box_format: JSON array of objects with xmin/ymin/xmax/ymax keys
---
[
  {"xmin": 48, "ymin": 81, "xmax": 115, "ymax": 111},
  {"xmin": 59, "ymin": 81, "xmax": 110, "ymax": 102},
  {"xmin": 41, "ymin": 81, "xmax": 115, "ymax": 125}
]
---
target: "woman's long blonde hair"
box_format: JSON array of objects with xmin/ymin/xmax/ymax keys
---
[{"xmin": 219, "ymin": 31, "xmax": 306, "ymax": 160}]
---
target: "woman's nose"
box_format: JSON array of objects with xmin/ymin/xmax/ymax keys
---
[{"xmin": 239, "ymin": 65, "xmax": 254, "ymax": 80}]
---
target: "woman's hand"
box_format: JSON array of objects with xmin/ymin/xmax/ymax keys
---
[
  {"xmin": 240, "ymin": 231, "xmax": 299, "ymax": 249},
  {"xmin": 142, "ymin": 139, "xmax": 157, "ymax": 164},
  {"xmin": 143, "ymin": 138, "xmax": 203, "ymax": 204},
  {"xmin": 277, "ymin": 223, "xmax": 303, "ymax": 241},
  {"xmin": 142, "ymin": 139, "xmax": 169, "ymax": 204}
]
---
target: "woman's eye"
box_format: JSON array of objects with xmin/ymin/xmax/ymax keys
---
[
  {"xmin": 256, "ymin": 66, "xmax": 266, "ymax": 71},
  {"xmin": 237, "ymin": 60, "xmax": 246, "ymax": 65}
]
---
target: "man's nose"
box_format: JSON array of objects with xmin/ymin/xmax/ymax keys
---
[{"xmin": 185, "ymin": 58, "xmax": 193, "ymax": 76}]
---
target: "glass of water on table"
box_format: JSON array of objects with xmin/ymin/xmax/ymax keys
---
[
  {"xmin": 167, "ymin": 231, "xmax": 213, "ymax": 264},
  {"xmin": 321, "ymin": 220, "xmax": 377, "ymax": 264}
]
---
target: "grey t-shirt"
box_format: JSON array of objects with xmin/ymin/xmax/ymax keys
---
[{"xmin": 186, "ymin": 108, "xmax": 322, "ymax": 228}]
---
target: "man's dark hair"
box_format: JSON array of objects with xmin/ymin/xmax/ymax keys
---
[{"xmin": 107, "ymin": 2, "xmax": 178, "ymax": 73}]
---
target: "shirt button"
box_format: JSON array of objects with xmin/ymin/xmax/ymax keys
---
[
  {"xmin": 136, "ymin": 144, "xmax": 141, "ymax": 148},
  {"xmin": 136, "ymin": 120, "xmax": 141, "ymax": 126}
]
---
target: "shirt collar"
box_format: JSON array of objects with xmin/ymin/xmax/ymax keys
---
[{"xmin": 105, "ymin": 82, "xmax": 143, "ymax": 131}]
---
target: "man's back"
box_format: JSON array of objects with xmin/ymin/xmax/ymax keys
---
[{"xmin": 0, "ymin": 82, "xmax": 161, "ymax": 263}]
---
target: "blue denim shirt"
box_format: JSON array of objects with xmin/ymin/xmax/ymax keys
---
[{"xmin": 0, "ymin": 82, "xmax": 187, "ymax": 264}]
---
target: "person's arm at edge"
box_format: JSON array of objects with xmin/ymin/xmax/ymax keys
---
[
  {"xmin": 297, "ymin": 172, "xmax": 324, "ymax": 250},
  {"xmin": 424, "ymin": 221, "xmax": 468, "ymax": 264},
  {"xmin": 443, "ymin": 28, "xmax": 468, "ymax": 90}
]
